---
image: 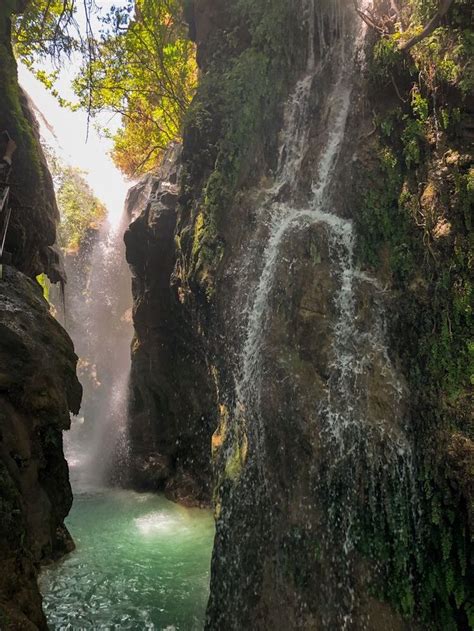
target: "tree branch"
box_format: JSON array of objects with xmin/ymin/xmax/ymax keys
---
[
  {"xmin": 400, "ymin": 0, "xmax": 454, "ymax": 51},
  {"xmin": 352, "ymin": 0, "xmax": 386, "ymax": 34}
]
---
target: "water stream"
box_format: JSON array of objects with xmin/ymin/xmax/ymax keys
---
[
  {"xmin": 228, "ymin": 0, "xmax": 418, "ymax": 625},
  {"xmin": 40, "ymin": 451, "xmax": 214, "ymax": 630},
  {"xmin": 61, "ymin": 211, "xmax": 134, "ymax": 485},
  {"xmin": 42, "ymin": 180, "xmax": 214, "ymax": 629},
  {"xmin": 39, "ymin": 1, "xmax": 418, "ymax": 627}
]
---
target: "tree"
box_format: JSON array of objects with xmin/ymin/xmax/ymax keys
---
[
  {"xmin": 73, "ymin": 0, "xmax": 197, "ymax": 177},
  {"xmin": 13, "ymin": 0, "xmax": 88, "ymax": 63},
  {"xmin": 12, "ymin": 0, "xmax": 197, "ymax": 178},
  {"xmin": 352, "ymin": 0, "xmax": 455, "ymax": 49},
  {"xmin": 12, "ymin": 0, "xmax": 95, "ymax": 108},
  {"xmin": 45, "ymin": 151, "xmax": 107, "ymax": 251},
  {"xmin": 400, "ymin": 0, "xmax": 454, "ymax": 51}
]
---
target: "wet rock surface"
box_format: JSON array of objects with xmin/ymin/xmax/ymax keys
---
[
  {"xmin": 125, "ymin": 145, "xmax": 216, "ymax": 506},
  {"xmin": 125, "ymin": 0, "xmax": 414, "ymax": 626},
  {"xmin": 127, "ymin": 0, "xmax": 472, "ymax": 627},
  {"xmin": 0, "ymin": 267, "xmax": 81, "ymax": 629},
  {"xmin": 0, "ymin": 8, "xmax": 81, "ymax": 627}
]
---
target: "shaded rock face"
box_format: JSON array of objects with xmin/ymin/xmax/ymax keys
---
[
  {"xmin": 0, "ymin": 267, "xmax": 81, "ymax": 629},
  {"xmin": 195, "ymin": 4, "xmax": 415, "ymax": 625},
  {"xmin": 184, "ymin": 0, "xmax": 228, "ymax": 69},
  {"xmin": 208, "ymin": 222, "xmax": 413, "ymax": 629},
  {"xmin": 126, "ymin": 0, "xmax": 413, "ymax": 625},
  {"xmin": 0, "ymin": 7, "xmax": 81, "ymax": 628},
  {"xmin": 127, "ymin": 0, "xmax": 471, "ymax": 627},
  {"xmin": 0, "ymin": 8, "xmax": 59, "ymax": 279},
  {"xmin": 125, "ymin": 145, "xmax": 216, "ymax": 505}
]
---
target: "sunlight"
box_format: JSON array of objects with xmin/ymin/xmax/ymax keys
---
[
  {"xmin": 134, "ymin": 512, "xmax": 188, "ymax": 537},
  {"xmin": 18, "ymin": 65, "xmax": 131, "ymax": 227},
  {"xmin": 2, "ymin": 0, "xmax": 470, "ymax": 627}
]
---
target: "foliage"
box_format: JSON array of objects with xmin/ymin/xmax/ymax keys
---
[
  {"xmin": 412, "ymin": 24, "xmax": 474, "ymax": 96},
  {"xmin": 56, "ymin": 166, "xmax": 106, "ymax": 251},
  {"xmin": 355, "ymin": 153, "xmax": 473, "ymax": 628},
  {"xmin": 355, "ymin": 4, "xmax": 473, "ymax": 621},
  {"xmin": 73, "ymin": 0, "xmax": 197, "ymax": 177},
  {"xmin": 12, "ymin": 0, "xmax": 196, "ymax": 177},
  {"xmin": 369, "ymin": 0, "xmax": 474, "ymax": 95},
  {"xmin": 371, "ymin": 36, "xmax": 405, "ymax": 82},
  {"xmin": 12, "ymin": 0, "xmax": 79, "ymax": 63},
  {"xmin": 178, "ymin": 0, "xmax": 296, "ymax": 297},
  {"xmin": 44, "ymin": 149, "xmax": 106, "ymax": 251},
  {"xmin": 36, "ymin": 272, "xmax": 51, "ymax": 301}
]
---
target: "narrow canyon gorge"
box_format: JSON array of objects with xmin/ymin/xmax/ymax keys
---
[{"xmin": 0, "ymin": 0, "xmax": 472, "ymax": 629}]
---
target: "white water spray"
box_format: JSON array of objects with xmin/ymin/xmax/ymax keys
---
[
  {"xmin": 231, "ymin": 0, "xmax": 418, "ymax": 623},
  {"xmin": 236, "ymin": 0, "xmax": 357, "ymax": 438},
  {"xmin": 64, "ymin": 211, "xmax": 133, "ymax": 487}
]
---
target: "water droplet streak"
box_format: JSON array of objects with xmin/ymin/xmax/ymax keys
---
[{"xmin": 231, "ymin": 0, "xmax": 419, "ymax": 624}]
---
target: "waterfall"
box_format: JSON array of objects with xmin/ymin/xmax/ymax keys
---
[
  {"xmin": 230, "ymin": 0, "xmax": 419, "ymax": 624},
  {"xmin": 63, "ymin": 211, "xmax": 133, "ymax": 487},
  {"xmin": 235, "ymin": 0, "xmax": 356, "ymax": 464}
]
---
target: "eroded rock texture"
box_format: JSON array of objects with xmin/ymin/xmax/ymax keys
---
[
  {"xmin": 0, "ymin": 6, "xmax": 60, "ymax": 280},
  {"xmin": 125, "ymin": 146, "xmax": 215, "ymax": 505},
  {"xmin": 126, "ymin": 0, "xmax": 472, "ymax": 628},
  {"xmin": 0, "ymin": 268, "xmax": 81, "ymax": 629},
  {"xmin": 0, "ymin": 6, "xmax": 81, "ymax": 628}
]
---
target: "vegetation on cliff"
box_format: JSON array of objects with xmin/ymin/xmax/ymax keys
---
[
  {"xmin": 174, "ymin": 0, "xmax": 473, "ymax": 627},
  {"xmin": 177, "ymin": 0, "xmax": 299, "ymax": 298},
  {"xmin": 353, "ymin": 0, "xmax": 473, "ymax": 626},
  {"xmin": 9, "ymin": 0, "xmax": 297, "ymax": 284},
  {"xmin": 0, "ymin": 267, "xmax": 81, "ymax": 629},
  {"xmin": 2, "ymin": 0, "xmax": 472, "ymax": 628},
  {"xmin": 0, "ymin": 2, "xmax": 60, "ymax": 278},
  {"xmin": 45, "ymin": 150, "xmax": 107, "ymax": 251},
  {"xmin": 12, "ymin": 0, "xmax": 197, "ymax": 177},
  {"xmin": 74, "ymin": 0, "xmax": 196, "ymax": 176}
]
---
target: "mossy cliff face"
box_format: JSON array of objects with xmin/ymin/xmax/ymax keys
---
[
  {"xmin": 350, "ymin": 1, "xmax": 473, "ymax": 626},
  {"xmin": 0, "ymin": 4, "xmax": 82, "ymax": 627},
  {"xmin": 127, "ymin": 0, "xmax": 472, "ymax": 628},
  {"xmin": 125, "ymin": 0, "xmax": 301, "ymax": 503}
]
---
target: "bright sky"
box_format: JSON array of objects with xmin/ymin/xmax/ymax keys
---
[{"xmin": 18, "ymin": 1, "xmax": 131, "ymax": 226}]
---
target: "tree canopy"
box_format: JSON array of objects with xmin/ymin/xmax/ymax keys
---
[
  {"xmin": 75, "ymin": 0, "xmax": 197, "ymax": 176},
  {"xmin": 13, "ymin": 1, "xmax": 87, "ymax": 63},
  {"xmin": 12, "ymin": 0, "xmax": 197, "ymax": 177},
  {"xmin": 45, "ymin": 148, "xmax": 107, "ymax": 251}
]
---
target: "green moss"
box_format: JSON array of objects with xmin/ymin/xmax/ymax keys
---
[
  {"xmin": 414, "ymin": 26, "xmax": 474, "ymax": 96},
  {"xmin": 371, "ymin": 36, "xmax": 406, "ymax": 83},
  {"xmin": 224, "ymin": 434, "xmax": 248, "ymax": 482},
  {"xmin": 355, "ymin": 20, "xmax": 473, "ymax": 621},
  {"xmin": 280, "ymin": 526, "xmax": 322, "ymax": 591},
  {"xmin": 0, "ymin": 7, "xmax": 49, "ymax": 230},
  {"xmin": 0, "ymin": 608, "xmax": 12, "ymax": 628},
  {"xmin": 36, "ymin": 273, "xmax": 50, "ymax": 301},
  {"xmin": 178, "ymin": 0, "xmax": 296, "ymax": 299}
]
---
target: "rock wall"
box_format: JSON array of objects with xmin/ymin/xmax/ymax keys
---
[
  {"xmin": 0, "ymin": 3, "xmax": 60, "ymax": 279},
  {"xmin": 0, "ymin": 4, "xmax": 82, "ymax": 628},
  {"xmin": 125, "ymin": 145, "xmax": 216, "ymax": 505},
  {"xmin": 127, "ymin": 0, "xmax": 472, "ymax": 628},
  {"xmin": 0, "ymin": 269, "xmax": 81, "ymax": 630}
]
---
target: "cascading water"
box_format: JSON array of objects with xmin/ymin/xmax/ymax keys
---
[
  {"xmin": 235, "ymin": 0, "xmax": 358, "ymax": 471},
  {"xmin": 227, "ymin": 0, "xmax": 419, "ymax": 625},
  {"xmin": 43, "ymin": 190, "xmax": 214, "ymax": 631},
  {"xmin": 63, "ymin": 210, "xmax": 133, "ymax": 486}
]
